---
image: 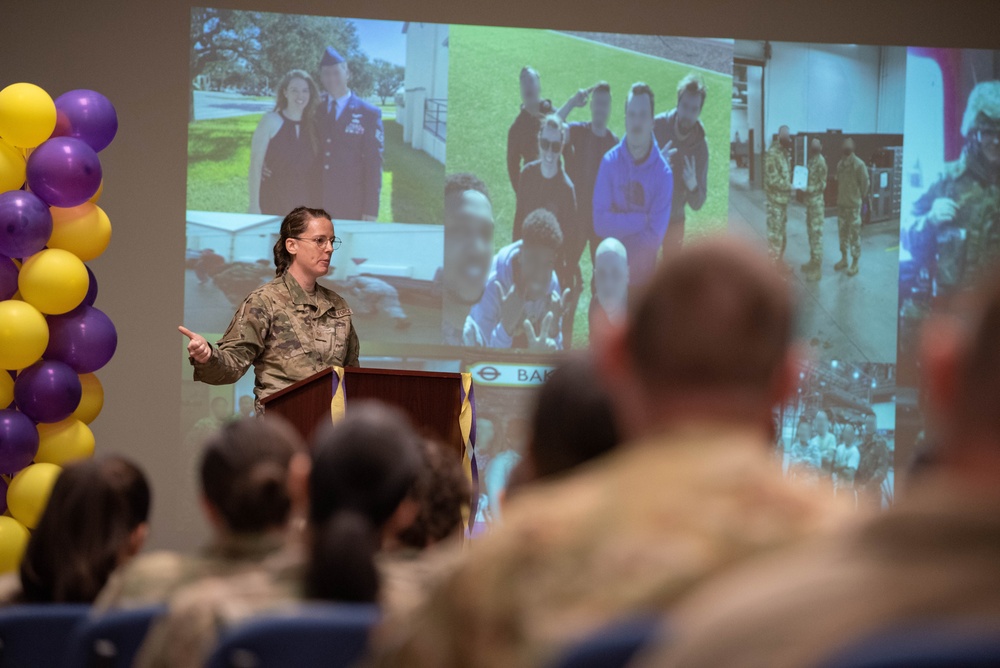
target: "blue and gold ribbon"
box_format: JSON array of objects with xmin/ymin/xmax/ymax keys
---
[{"xmin": 460, "ymin": 373, "xmax": 480, "ymax": 534}]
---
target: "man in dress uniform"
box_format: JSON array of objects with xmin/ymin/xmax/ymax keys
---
[{"xmin": 318, "ymin": 46, "xmax": 384, "ymax": 222}]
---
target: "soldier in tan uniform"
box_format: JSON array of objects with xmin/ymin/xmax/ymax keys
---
[
  {"xmin": 835, "ymin": 137, "xmax": 870, "ymax": 276},
  {"xmin": 764, "ymin": 125, "xmax": 794, "ymax": 260},
  {"xmin": 801, "ymin": 138, "xmax": 828, "ymax": 281},
  {"xmin": 368, "ymin": 239, "xmax": 849, "ymax": 668},
  {"xmin": 180, "ymin": 207, "xmax": 360, "ymax": 414}
]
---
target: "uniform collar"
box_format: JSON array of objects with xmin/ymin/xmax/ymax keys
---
[
  {"xmin": 282, "ymin": 271, "xmax": 316, "ymax": 306},
  {"xmin": 281, "ymin": 272, "xmax": 346, "ymax": 317}
]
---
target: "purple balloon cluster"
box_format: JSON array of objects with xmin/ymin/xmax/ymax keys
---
[{"xmin": 0, "ymin": 89, "xmax": 117, "ymax": 480}]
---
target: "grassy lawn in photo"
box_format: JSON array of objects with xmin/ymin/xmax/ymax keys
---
[
  {"xmin": 186, "ymin": 106, "xmax": 442, "ymax": 225},
  {"xmin": 447, "ymin": 26, "xmax": 731, "ymax": 348}
]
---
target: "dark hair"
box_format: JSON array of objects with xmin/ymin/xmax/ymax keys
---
[
  {"xmin": 273, "ymin": 69, "xmax": 321, "ymax": 153},
  {"xmin": 445, "ymin": 172, "xmax": 491, "ymax": 203},
  {"xmin": 538, "ymin": 113, "xmax": 567, "ymax": 142},
  {"xmin": 627, "ymin": 82, "xmax": 655, "ymax": 117},
  {"xmin": 593, "ymin": 81, "xmax": 612, "ymax": 96},
  {"xmin": 528, "ymin": 356, "xmax": 619, "ymax": 479},
  {"xmin": 397, "ymin": 439, "xmax": 470, "ymax": 549},
  {"xmin": 199, "ymin": 416, "xmax": 303, "ymax": 534},
  {"xmin": 676, "ymin": 73, "xmax": 707, "ymax": 108},
  {"xmin": 272, "ymin": 206, "xmax": 332, "ymax": 277},
  {"xmin": 625, "ymin": 239, "xmax": 794, "ymax": 395},
  {"xmin": 306, "ymin": 402, "xmax": 422, "ymax": 602},
  {"xmin": 521, "ymin": 208, "xmax": 563, "ymax": 251},
  {"xmin": 20, "ymin": 456, "xmax": 151, "ymax": 603}
]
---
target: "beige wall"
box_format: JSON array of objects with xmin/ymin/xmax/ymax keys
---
[{"xmin": 2, "ymin": 0, "xmax": 995, "ymax": 551}]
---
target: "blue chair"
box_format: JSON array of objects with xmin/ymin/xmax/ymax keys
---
[
  {"xmin": 61, "ymin": 605, "xmax": 165, "ymax": 668},
  {"xmin": 553, "ymin": 615, "xmax": 665, "ymax": 668},
  {"xmin": 204, "ymin": 603, "xmax": 380, "ymax": 668},
  {"xmin": 821, "ymin": 623, "xmax": 1000, "ymax": 667},
  {"xmin": 0, "ymin": 604, "xmax": 90, "ymax": 668}
]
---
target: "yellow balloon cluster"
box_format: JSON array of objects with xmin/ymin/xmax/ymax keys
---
[
  {"xmin": 35, "ymin": 418, "xmax": 95, "ymax": 466},
  {"xmin": 0, "ymin": 516, "xmax": 30, "ymax": 573},
  {"xmin": 0, "ymin": 300, "xmax": 49, "ymax": 370},
  {"xmin": 48, "ymin": 203, "xmax": 113, "ymax": 262},
  {"xmin": 7, "ymin": 462, "xmax": 61, "ymax": 530},
  {"xmin": 18, "ymin": 248, "xmax": 90, "ymax": 315},
  {"xmin": 0, "ymin": 83, "xmax": 56, "ymax": 149}
]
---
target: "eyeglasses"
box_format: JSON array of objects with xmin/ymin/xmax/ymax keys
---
[
  {"xmin": 975, "ymin": 128, "xmax": 1000, "ymax": 144},
  {"xmin": 292, "ymin": 236, "xmax": 342, "ymax": 251},
  {"xmin": 539, "ymin": 138, "xmax": 563, "ymax": 153}
]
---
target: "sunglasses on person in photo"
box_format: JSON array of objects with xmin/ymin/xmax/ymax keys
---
[{"xmin": 540, "ymin": 138, "xmax": 563, "ymax": 153}]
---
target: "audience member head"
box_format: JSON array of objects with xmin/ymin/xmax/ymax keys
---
[
  {"xmin": 306, "ymin": 402, "xmax": 422, "ymax": 602},
  {"xmin": 922, "ymin": 268, "xmax": 1000, "ymax": 480},
  {"xmin": 20, "ymin": 456, "xmax": 151, "ymax": 603},
  {"xmin": 525, "ymin": 355, "xmax": 619, "ymax": 480},
  {"xmin": 199, "ymin": 416, "xmax": 305, "ymax": 536},
  {"xmin": 599, "ymin": 238, "xmax": 798, "ymax": 441},
  {"xmin": 395, "ymin": 439, "xmax": 470, "ymax": 550}
]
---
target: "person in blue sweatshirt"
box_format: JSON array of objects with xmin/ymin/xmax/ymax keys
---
[
  {"xmin": 469, "ymin": 208, "xmax": 568, "ymax": 350},
  {"xmin": 592, "ymin": 82, "xmax": 673, "ymax": 288}
]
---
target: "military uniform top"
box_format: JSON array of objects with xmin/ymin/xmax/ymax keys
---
[
  {"xmin": 192, "ymin": 272, "xmax": 360, "ymax": 413},
  {"xmin": 907, "ymin": 148, "xmax": 1000, "ymax": 292},
  {"xmin": 319, "ymin": 91, "xmax": 384, "ymax": 221},
  {"xmin": 836, "ymin": 152, "xmax": 869, "ymax": 207},
  {"xmin": 368, "ymin": 424, "xmax": 849, "ymax": 668},
  {"xmin": 94, "ymin": 532, "xmax": 287, "ymax": 612},
  {"xmin": 640, "ymin": 475, "xmax": 1000, "ymax": 668},
  {"xmin": 806, "ymin": 153, "xmax": 828, "ymax": 199},
  {"xmin": 134, "ymin": 544, "xmax": 305, "ymax": 668},
  {"xmin": 855, "ymin": 433, "xmax": 891, "ymax": 489},
  {"xmin": 764, "ymin": 140, "xmax": 793, "ymax": 204}
]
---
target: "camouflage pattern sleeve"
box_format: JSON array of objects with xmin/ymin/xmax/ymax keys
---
[
  {"xmin": 345, "ymin": 321, "xmax": 361, "ymax": 367},
  {"xmin": 857, "ymin": 158, "xmax": 870, "ymax": 198},
  {"xmin": 764, "ymin": 146, "xmax": 790, "ymax": 198},
  {"xmin": 807, "ymin": 157, "xmax": 827, "ymax": 196},
  {"xmin": 192, "ymin": 293, "xmax": 271, "ymax": 385}
]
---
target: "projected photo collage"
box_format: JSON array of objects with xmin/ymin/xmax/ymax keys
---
[{"xmin": 181, "ymin": 6, "xmax": 1000, "ymax": 518}]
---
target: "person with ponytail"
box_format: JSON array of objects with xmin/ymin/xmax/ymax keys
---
[
  {"xmin": 0, "ymin": 456, "xmax": 151, "ymax": 605},
  {"xmin": 178, "ymin": 206, "xmax": 360, "ymax": 415},
  {"xmin": 135, "ymin": 402, "xmax": 423, "ymax": 668},
  {"xmin": 96, "ymin": 416, "xmax": 307, "ymax": 610}
]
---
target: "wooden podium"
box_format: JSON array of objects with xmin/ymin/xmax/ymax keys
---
[{"xmin": 260, "ymin": 366, "xmax": 466, "ymax": 456}]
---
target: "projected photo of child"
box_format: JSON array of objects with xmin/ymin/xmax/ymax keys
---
[
  {"xmin": 729, "ymin": 42, "xmax": 906, "ymax": 365},
  {"xmin": 776, "ymin": 360, "xmax": 896, "ymax": 509},
  {"xmin": 444, "ymin": 28, "xmax": 733, "ymax": 351},
  {"xmin": 188, "ymin": 9, "xmax": 445, "ymax": 226}
]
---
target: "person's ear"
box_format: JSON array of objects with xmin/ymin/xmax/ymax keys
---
[
  {"xmin": 286, "ymin": 452, "xmax": 311, "ymax": 519},
  {"xmin": 285, "ymin": 237, "xmax": 297, "ymax": 257},
  {"xmin": 921, "ymin": 316, "xmax": 963, "ymax": 427}
]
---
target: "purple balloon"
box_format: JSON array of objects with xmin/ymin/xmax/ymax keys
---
[
  {"xmin": 53, "ymin": 90, "xmax": 119, "ymax": 153},
  {"xmin": 0, "ymin": 254, "xmax": 17, "ymax": 300},
  {"xmin": 0, "ymin": 190, "xmax": 52, "ymax": 258},
  {"xmin": 13, "ymin": 360, "xmax": 82, "ymax": 424},
  {"xmin": 0, "ymin": 409, "xmax": 39, "ymax": 476},
  {"xmin": 44, "ymin": 305, "xmax": 118, "ymax": 373},
  {"xmin": 83, "ymin": 265, "xmax": 98, "ymax": 306},
  {"xmin": 26, "ymin": 137, "xmax": 102, "ymax": 207}
]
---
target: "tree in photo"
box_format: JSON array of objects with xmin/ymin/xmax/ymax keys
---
[{"xmin": 374, "ymin": 59, "xmax": 405, "ymax": 106}]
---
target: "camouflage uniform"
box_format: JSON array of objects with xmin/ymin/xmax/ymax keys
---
[
  {"xmin": 94, "ymin": 533, "xmax": 287, "ymax": 612},
  {"xmin": 804, "ymin": 153, "xmax": 828, "ymax": 267},
  {"xmin": 764, "ymin": 140, "xmax": 793, "ymax": 260},
  {"xmin": 836, "ymin": 153, "xmax": 869, "ymax": 265},
  {"xmin": 134, "ymin": 545, "xmax": 305, "ymax": 668},
  {"xmin": 855, "ymin": 432, "xmax": 891, "ymax": 505},
  {"xmin": 368, "ymin": 426, "xmax": 849, "ymax": 668},
  {"xmin": 191, "ymin": 272, "xmax": 360, "ymax": 414},
  {"xmin": 906, "ymin": 148, "xmax": 1000, "ymax": 295}
]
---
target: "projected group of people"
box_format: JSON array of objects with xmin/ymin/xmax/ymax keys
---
[{"xmin": 444, "ymin": 65, "xmax": 713, "ymax": 351}]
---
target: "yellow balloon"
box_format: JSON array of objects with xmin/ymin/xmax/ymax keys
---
[
  {"xmin": 0, "ymin": 300, "xmax": 48, "ymax": 370},
  {"xmin": 48, "ymin": 203, "xmax": 112, "ymax": 262},
  {"xmin": 0, "ymin": 516, "xmax": 30, "ymax": 574},
  {"xmin": 72, "ymin": 373, "xmax": 104, "ymax": 424},
  {"xmin": 0, "ymin": 83, "xmax": 57, "ymax": 149},
  {"xmin": 0, "ymin": 371, "xmax": 12, "ymax": 408},
  {"xmin": 7, "ymin": 462, "xmax": 61, "ymax": 530},
  {"xmin": 88, "ymin": 179, "xmax": 104, "ymax": 204},
  {"xmin": 35, "ymin": 418, "xmax": 95, "ymax": 466},
  {"xmin": 17, "ymin": 248, "xmax": 89, "ymax": 315},
  {"xmin": 0, "ymin": 139, "xmax": 26, "ymax": 191}
]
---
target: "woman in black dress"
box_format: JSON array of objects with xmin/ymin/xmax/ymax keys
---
[{"xmin": 248, "ymin": 69, "xmax": 320, "ymax": 215}]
